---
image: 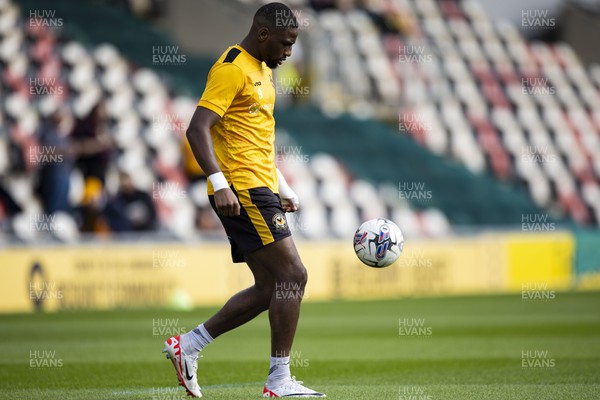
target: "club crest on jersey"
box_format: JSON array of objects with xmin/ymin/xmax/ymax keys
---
[
  {"xmin": 272, "ymin": 213, "xmax": 288, "ymax": 230},
  {"xmin": 248, "ymin": 102, "xmax": 260, "ymax": 114}
]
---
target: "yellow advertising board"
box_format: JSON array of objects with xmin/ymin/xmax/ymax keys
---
[
  {"xmin": 0, "ymin": 244, "xmax": 254, "ymax": 313},
  {"xmin": 503, "ymin": 231, "xmax": 574, "ymax": 291},
  {"xmin": 0, "ymin": 231, "xmax": 574, "ymax": 313}
]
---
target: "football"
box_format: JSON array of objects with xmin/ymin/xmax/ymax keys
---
[{"xmin": 353, "ymin": 218, "xmax": 404, "ymax": 268}]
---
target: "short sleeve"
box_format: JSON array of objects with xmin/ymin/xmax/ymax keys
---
[{"xmin": 198, "ymin": 63, "xmax": 245, "ymax": 117}]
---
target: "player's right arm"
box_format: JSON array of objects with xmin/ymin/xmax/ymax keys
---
[
  {"xmin": 186, "ymin": 107, "xmax": 240, "ymax": 217},
  {"xmin": 186, "ymin": 60, "xmax": 245, "ymax": 217}
]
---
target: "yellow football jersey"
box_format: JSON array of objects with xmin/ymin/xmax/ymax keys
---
[{"xmin": 198, "ymin": 45, "xmax": 278, "ymax": 194}]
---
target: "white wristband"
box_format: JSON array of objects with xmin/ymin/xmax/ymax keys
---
[
  {"xmin": 277, "ymin": 168, "xmax": 298, "ymax": 205},
  {"xmin": 208, "ymin": 172, "xmax": 229, "ymax": 191}
]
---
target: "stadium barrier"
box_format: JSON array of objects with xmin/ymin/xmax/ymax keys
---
[
  {"xmin": 0, "ymin": 230, "xmax": 582, "ymax": 313},
  {"xmin": 573, "ymin": 230, "xmax": 600, "ymax": 289},
  {"xmin": 504, "ymin": 231, "xmax": 574, "ymax": 292}
]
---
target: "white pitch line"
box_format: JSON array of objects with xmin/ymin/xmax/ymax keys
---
[{"xmin": 111, "ymin": 382, "xmax": 263, "ymax": 395}]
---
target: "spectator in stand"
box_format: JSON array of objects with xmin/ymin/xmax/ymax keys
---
[
  {"xmin": 0, "ymin": 183, "xmax": 22, "ymax": 230},
  {"xmin": 71, "ymin": 102, "xmax": 114, "ymax": 184},
  {"xmin": 77, "ymin": 176, "xmax": 110, "ymax": 234},
  {"xmin": 37, "ymin": 106, "xmax": 75, "ymax": 214},
  {"xmin": 104, "ymin": 170, "xmax": 157, "ymax": 232}
]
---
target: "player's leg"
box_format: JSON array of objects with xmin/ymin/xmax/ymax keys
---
[
  {"xmin": 244, "ymin": 236, "xmax": 325, "ymax": 397},
  {"xmin": 162, "ymin": 260, "xmax": 275, "ymax": 398},
  {"xmin": 181, "ymin": 237, "xmax": 303, "ymax": 349},
  {"xmin": 162, "ymin": 186, "xmax": 276, "ymax": 398},
  {"xmin": 244, "ymin": 236, "xmax": 306, "ymax": 357},
  {"xmin": 202, "ymin": 259, "xmax": 275, "ymax": 337}
]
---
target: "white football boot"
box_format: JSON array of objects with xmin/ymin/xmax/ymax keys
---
[
  {"xmin": 162, "ymin": 335, "xmax": 202, "ymax": 398},
  {"xmin": 263, "ymin": 377, "xmax": 326, "ymax": 397}
]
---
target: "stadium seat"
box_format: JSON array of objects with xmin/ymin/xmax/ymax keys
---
[{"xmin": 2, "ymin": 0, "xmax": 597, "ymax": 241}]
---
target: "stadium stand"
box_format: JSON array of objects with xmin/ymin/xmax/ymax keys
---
[
  {"xmin": 0, "ymin": 0, "xmax": 581, "ymax": 245},
  {"xmin": 308, "ymin": 0, "xmax": 600, "ymax": 226}
]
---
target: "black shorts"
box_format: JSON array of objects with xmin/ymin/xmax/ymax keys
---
[{"xmin": 209, "ymin": 186, "xmax": 292, "ymax": 263}]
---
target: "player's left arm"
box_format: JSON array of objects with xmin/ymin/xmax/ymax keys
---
[{"xmin": 277, "ymin": 168, "xmax": 299, "ymax": 212}]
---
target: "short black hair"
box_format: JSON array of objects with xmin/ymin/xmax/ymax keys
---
[{"xmin": 254, "ymin": 2, "xmax": 298, "ymax": 31}]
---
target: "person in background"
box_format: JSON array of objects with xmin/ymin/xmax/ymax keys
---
[
  {"xmin": 77, "ymin": 177, "xmax": 109, "ymax": 234},
  {"xmin": 37, "ymin": 106, "xmax": 75, "ymax": 215},
  {"xmin": 0, "ymin": 183, "xmax": 22, "ymax": 230},
  {"xmin": 104, "ymin": 170, "xmax": 157, "ymax": 232},
  {"xmin": 71, "ymin": 102, "xmax": 114, "ymax": 185}
]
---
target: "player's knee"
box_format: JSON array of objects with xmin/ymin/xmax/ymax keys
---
[{"xmin": 284, "ymin": 261, "xmax": 307, "ymax": 288}]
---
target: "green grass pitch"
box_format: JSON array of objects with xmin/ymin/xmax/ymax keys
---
[{"xmin": 0, "ymin": 292, "xmax": 599, "ymax": 399}]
